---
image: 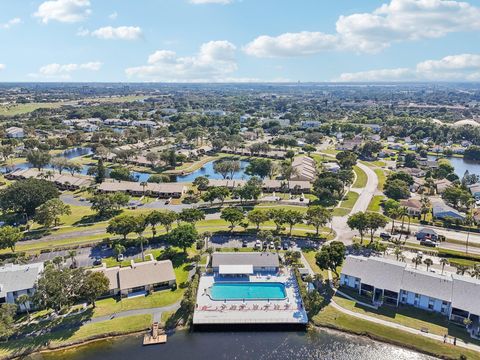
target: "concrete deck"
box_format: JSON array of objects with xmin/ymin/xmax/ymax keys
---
[{"xmin": 193, "ymin": 270, "xmax": 308, "ymax": 325}]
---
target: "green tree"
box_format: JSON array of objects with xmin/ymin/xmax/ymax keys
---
[
  {"xmin": 315, "ymin": 241, "xmax": 346, "ymax": 276},
  {"xmin": 107, "ymin": 214, "xmax": 139, "ymax": 240},
  {"xmin": 336, "ymin": 151, "xmax": 357, "ymax": 169},
  {"xmin": 159, "ymin": 210, "xmax": 177, "ymax": 233},
  {"xmin": 95, "ymin": 158, "xmax": 106, "ymax": 183},
  {"xmin": 0, "ymin": 178, "xmax": 59, "ymax": 217},
  {"xmin": 347, "ymin": 212, "xmax": 369, "ymax": 244},
  {"xmin": 247, "ymin": 209, "xmax": 269, "ymax": 230},
  {"xmin": 384, "ymin": 179, "xmax": 410, "ymax": 200},
  {"xmin": 34, "ymin": 198, "xmax": 71, "ymax": 228},
  {"xmin": 0, "ymin": 226, "xmax": 23, "ymax": 252},
  {"xmin": 423, "ymin": 258, "xmax": 433, "ymax": 271},
  {"xmin": 305, "ymin": 206, "xmax": 332, "ymax": 237},
  {"xmin": 113, "ymin": 243, "xmax": 126, "ymax": 258},
  {"xmin": 366, "ymin": 212, "xmax": 388, "ymax": 243},
  {"xmin": 80, "ymin": 271, "xmax": 110, "ymax": 308},
  {"xmin": 110, "ymin": 166, "xmax": 134, "ymax": 181},
  {"xmin": 284, "ymin": 209, "xmax": 304, "ymax": 237},
  {"xmin": 178, "ymin": 208, "xmax": 205, "ymax": 224},
  {"xmin": 220, "ymin": 207, "xmax": 244, "ymax": 231},
  {"xmin": 268, "ymin": 208, "xmax": 287, "ymax": 232},
  {"xmin": 169, "ymin": 224, "xmax": 198, "ymax": 254},
  {"xmin": 193, "ymin": 176, "xmax": 209, "ymax": 193},
  {"xmin": 15, "ymin": 294, "xmax": 31, "ymax": 320},
  {"xmin": 245, "ymin": 158, "xmax": 273, "ymax": 179},
  {"xmin": 26, "ymin": 150, "xmax": 51, "ymax": 170},
  {"xmin": 0, "ymin": 304, "xmax": 17, "ymax": 341}
]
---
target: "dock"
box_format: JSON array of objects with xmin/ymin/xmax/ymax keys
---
[{"xmin": 143, "ymin": 322, "xmax": 167, "ymax": 345}]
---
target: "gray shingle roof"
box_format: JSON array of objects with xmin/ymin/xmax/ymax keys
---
[
  {"xmin": 212, "ymin": 252, "xmax": 279, "ymax": 268},
  {"xmin": 0, "ymin": 263, "xmax": 44, "ymax": 298}
]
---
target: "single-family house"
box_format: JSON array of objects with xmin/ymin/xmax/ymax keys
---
[
  {"xmin": 432, "ymin": 200, "xmax": 465, "ymax": 221},
  {"xmin": 399, "ymin": 198, "xmax": 422, "ymax": 217},
  {"xmin": 5, "ymin": 127, "xmax": 24, "ymax": 139}
]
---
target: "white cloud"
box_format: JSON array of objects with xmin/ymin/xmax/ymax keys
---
[
  {"xmin": 0, "ymin": 64, "xmax": 5, "ymax": 71},
  {"xmin": 88, "ymin": 26, "xmax": 143, "ymax": 40},
  {"xmin": 245, "ymin": 0, "xmax": 480, "ymax": 57},
  {"xmin": 108, "ymin": 11, "xmax": 118, "ymax": 20},
  {"xmin": 32, "ymin": 61, "xmax": 102, "ymax": 79},
  {"xmin": 34, "ymin": 0, "xmax": 91, "ymax": 24},
  {"xmin": 337, "ymin": 68, "xmax": 414, "ymax": 82},
  {"xmin": 336, "ymin": 54, "xmax": 480, "ymax": 81},
  {"xmin": 0, "ymin": 17, "xmax": 21, "ymax": 29},
  {"xmin": 189, "ymin": 0, "xmax": 233, "ymax": 4},
  {"xmin": 125, "ymin": 40, "xmax": 238, "ymax": 82},
  {"xmin": 244, "ymin": 32, "xmax": 338, "ymax": 57}
]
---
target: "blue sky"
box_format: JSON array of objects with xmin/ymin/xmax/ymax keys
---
[{"xmin": 0, "ymin": 0, "xmax": 479, "ymax": 82}]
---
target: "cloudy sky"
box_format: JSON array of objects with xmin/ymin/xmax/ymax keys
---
[{"xmin": 0, "ymin": 0, "xmax": 479, "ymax": 82}]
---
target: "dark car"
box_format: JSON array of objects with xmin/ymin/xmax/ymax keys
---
[
  {"xmin": 420, "ymin": 239, "xmax": 438, "ymax": 247},
  {"xmin": 380, "ymin": 232, "xmax": 392, "ymax": 240},
  {"xmin": 242, "ymin": 240, "xmax": 248, "ymax": 247},
  {"xmin": 93, "ymin": 257, "xmax": 102, "ymax": 266},
  {"xmin": 282, "ymin": 242, "xmax": 289, "ymax": 250},
  {"xmin": 262, "ymin": 241, "xmax": 268, "ymax": 249}
]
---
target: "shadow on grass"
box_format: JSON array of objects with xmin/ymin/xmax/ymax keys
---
[{"xmin": 73, "ymin": 211, "xmax": 122, "ymax": 226}]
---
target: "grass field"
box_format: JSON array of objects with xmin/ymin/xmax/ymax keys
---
[
  {"xmin": 367, "ymin": 195, "xmax": 384, "ymax": 212},
  {"xmin": 313, "ymin": 305, "xmax": 478, "ymax": 360},
  {"xmin": 0, "ymin": 314, "xmax": 151, "ymax": 358},
  {"xmin": 352, "ymin": 166, "xmax": 367, "ymax": 188},
  {"xmin": 0, "ymin": 102, "xmax": 63, "ymax": 116},
  {"xmin": 339, "ymin": 191, "xmax": 359, "ymax": 210},
  {"xmin": 375, "ymin": 169, "xmax": 386, "ymax": 191}
]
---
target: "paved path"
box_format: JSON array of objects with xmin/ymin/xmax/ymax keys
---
[
  {"xmin": 327, "ymin": 270, "xmax": 480, "ymax": 354},
  {"xmin": 87, "ymin": 302, "xmax": 181, "ymax": 324},
  {"xmin": 331, "ymin": 162, "xmax": 378, "ymax": 243}
]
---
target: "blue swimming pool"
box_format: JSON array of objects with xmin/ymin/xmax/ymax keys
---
[{"xmin": 210, "ymin": 282, "xmax": 286, "ymax": 300}]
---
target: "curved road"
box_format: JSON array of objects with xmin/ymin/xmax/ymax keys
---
[{"xmin": 331, "ymin": 162, "xmax": 378, "ymax": 243}]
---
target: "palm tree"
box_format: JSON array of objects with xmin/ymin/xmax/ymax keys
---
[
  {"xmin": 394, "ymin": 246, "xmax": 403, "ymax": 261},
  {"xmin": 423, "ymin": 258, "xmax": 433, "ymax": 271},
  {"xmin": 469, "ymin": 264, "xmax": 480, "ymax": 279},
  {"xmin": 16, "ymin": 294, "xmax": 31, "ymax": 321},
  {"xmin": 439, "ymin": 258, "xmax": 449, "ymax": 275},
  {"xmin": 464, "ymin": 211, "xmax": 474, "ymax": 254},
  {"xmin": 412, "ymin": 255, "xmax": 422, "ymax": 269},
  {"xmin": 455, "ymin": 264, "xmax": 469, "ymax": 275},
  {"xmin": 68, "ymin": 250, "xmax": 77, "ymax": 268},
  {"xmin": 140, "ymin": 181, "xmax": 148, "ymax": 196},
  {"xmin": 420, "ymin": 196, "xmax": 431, "ymax": 221}
]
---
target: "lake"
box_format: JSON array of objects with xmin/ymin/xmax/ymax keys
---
[
  {"xmin": 176, "ymin": 159, "xmax": 251, "ymax": 182},
  {"xmin": 36, "ymin": 329, "xmax": 433, "ymax": 360},
  {"xmin": 428, "ymin": 155, "xmax": 480, "ymax": 178}
]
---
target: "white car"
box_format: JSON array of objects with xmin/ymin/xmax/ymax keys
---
[
  {"xmin": 254, "ymin": 240, "xmax": 262, "ymax": 249},
  {"xmin": 117, "ymin": 254, "xmax": 124, "ymax": 261}
]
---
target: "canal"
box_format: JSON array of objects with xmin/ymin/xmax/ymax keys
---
[{"xmin": 36, "ymin": 329, "xmax": 433, "ymax": 360}]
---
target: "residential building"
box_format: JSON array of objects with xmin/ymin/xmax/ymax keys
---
[
  {"xmin": 336, "ymin": 137, "xmax": 363, "ymax": 151},
  {"xmin": 432, "ymin": 199, "xmax": 465, "ymax": 220},
  {"xmin": 6, "ymin": 168, "xmax": 92, "ymax": 190},
  {"xmin": 291, "ymin": 156, "xmax": 317, "ymax": 182},
  {"xmin": 340, "ymin": 256, "xmax": 480, "ymax": 336},
  {"xmin": 469, "ymin": 183, "xmax": 480, "ymax": 199},
  {"xmin": 97, "ymin": 180, "xmax": 187, "ymax": 198},
  {"xmin": 434, "ymin": 179, "xmax": 452, "ymax": 194},
  {"xmin": 0, "ymin": 262, "xmax": 44, "ymax": 312},
  {"xmin": 299, "ymin": 120, "xmax": 321, "ymax": 129},
  {"xmin": 399, "ymin": 198, "xmax": 422, "ymax": 217},
  {"xmin": 93, "ymin": 258, "xmax": 176, "ymax": 297},
  {"xmin": 211, "ymin": 252, "xmax": 280, "ymax": 273},
  {"xmin": 323, "ymin": 162, "xmax": 341, "ymax": 173},
  {"xmin": 5, "ymin": 126, "xmax": 24, "ymax": 138}
]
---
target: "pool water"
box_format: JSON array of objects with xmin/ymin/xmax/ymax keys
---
[{"xmin": 210, "ymin": 282, "xmax": 286, "ymax": 300}]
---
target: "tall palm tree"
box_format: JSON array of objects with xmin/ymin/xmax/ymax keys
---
[
  {"xmin": 469, "ymin": 264, "xmax": 480, "ymax": 279},
  {"xmin": 140, "ymin": 181, "xmax": 148, "ymax": 196},
  {"xmin": 420, "ymin": 196, "xmax": 431, "ymax": 222},
  {"xmin": 455, "ymin": 264, "xmax": 469, "ymax": 275},
  {"xmin": 68, "ymin": 250, "xmax": 77, "ymax": 268},
  {"xmin": 394, "ymin": 246, "xmax": 403, "ymax": 261},
  {"xmin": 423, "ymin": 258, "xmax": 433, "ymax": 271},
  {"xmin": 16, "ymin": 294, "xmax": 31, "ymax": 321},
  {"xmin": 412, "ymin": 255, "xmax": 422, "ymax": 269},
  {"xmin": 439, "ymin": 258, "xmax": 449, "ymax": 275}
]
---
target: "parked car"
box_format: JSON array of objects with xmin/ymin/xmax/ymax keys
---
[
  {"xmin": 420, "ymin": 240, "xmax": 438, "ymax": 247},
  {"xmin": 282, "ymin": 242, "xmax": 289, "ymax": 250},
  {"xmin": 269, "ymin": 241, "xmax": 275, "ymax": 249},
  {"xmin": 276, "ymin": 243, "xmax": 282, "ymax": 250},
  {"xmin": 254, "ymin": 240, "xmax": 261, "ymax": 249},
  {"xmin": 93, "ymin": 257, "xmax": 102, "ymax": 266},
  {"xmin": 380, "ymin": 232, "xmax": 392, "ymax": 240},
  {"xmin": 242, "ymin": 240, "xmax": 248, "ymax": 248},
  {"xmin": 117, "ymin": 254, "xmax": 124, "ymax": 261},
  {"xmin": 165, "ymin": 197, "xmax": 172, "ymax": 205},
  {"xmin": 262, "ymin": 241, "xmax": 268, "ymax": 250}
]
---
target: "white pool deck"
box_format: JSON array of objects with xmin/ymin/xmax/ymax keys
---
[{"xmin": 193, "ymin": 270, "xmax": 308, "ymax": 325}]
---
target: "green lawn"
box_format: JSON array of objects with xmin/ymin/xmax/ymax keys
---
[
  {"xmin": 0, "ymin": 314, "xmax": 151, "ymax": 358},
  {"xmin": 367, "ymin": 195, "xmax": 384, "ymax": 212},
  {"xmin": 312, "ymin": 305, "xmax": 478, "ymax": 360},
  {"xmin": 353, "ymin": 166, "xmax": 367, "ymax": 188},
  {"xmin": 334, "ymin": 295, "xmax": 475, "ymax": 340},
  {"xmin": 375, "ymin": 169, "xmax": 386, "ymax": 191},
  {"xmin": 332, "ymin": 207, "xmax": 351, "ymax": 217},
  {"xmin": 339, "ymin": 191, "xmax": 359, "ymax": 210},
  {"xmin": 0, "ymin": 102, "xmax": 63, "ymax": 116}
]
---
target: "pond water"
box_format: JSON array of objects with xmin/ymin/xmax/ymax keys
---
[
  {"xmin": 428, "ymin": 155, "xmax": 480, "ymax": 178},
  {"xmin": 176, "ymin": 159, "xmax": 251, "ymax": 182},
  {"xmin": 36, "ymin": 329, "xmax": 433, "ymax": 360}
]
